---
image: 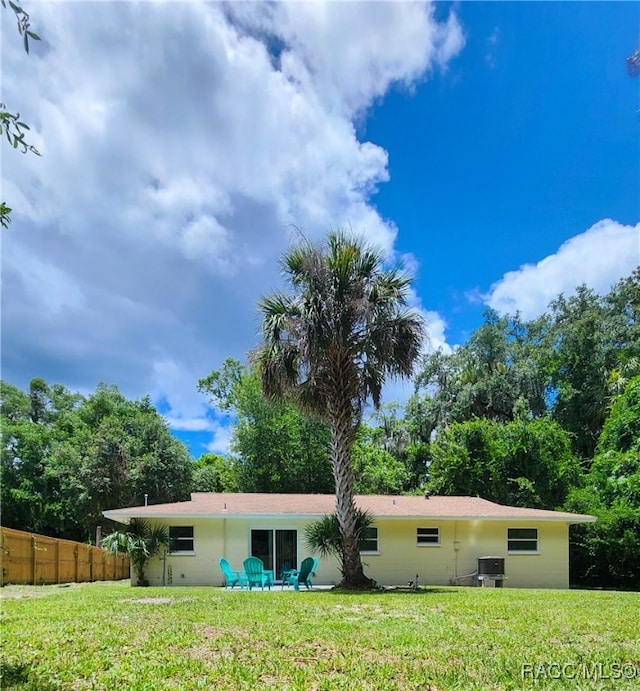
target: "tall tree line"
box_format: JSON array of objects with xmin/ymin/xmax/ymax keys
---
[
  {"xmin": 206, "ymin": 270, "xmax": 638, "ymax": 497},
  {"xmin": 1, "ymin": 380, "xmax": 192, "ymax": 542}
]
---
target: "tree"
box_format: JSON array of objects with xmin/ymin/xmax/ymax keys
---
[
  {"xmin": 413, "ymin": 273, "xmax": 639, "ymax": 464},
  {"xmin": 0, "ymin": 380, "xmax": 30, "ymax": 421},
  {"xmin": 198, "ymin": 359, "xmax": 333, "ymax": 493},
  {"xmin": 604, "ymin": 268, "xmax": 640, "ymax": 396},
  {"xmin": 544, "ymin": 282, "xmax": 636, "ymax": 461},
  {"xmin": 1, "ymin": 413, "xmax": 52, "ymax": 531},
  {"xmin": 255, "ymin": 231, "xmax": 424, "ymax": 587},
  {"xmin": 29, "ymin": 377, "xmax": 51, "ymax": 423},
  {"xmin": 101, "ymin": 518, "xmax": 169, "ymax": 586},
  {"xmin": 191, "ymin": 453, "xmax": 240, "ymax": 493},
  {"xmin": 1, "ymin": 379, "xmax": 87, "ymax": 539},
  {"xmin": 565, "ymin": 376, "xmax": 640, "ymax": 589},
  {"xmin": 598, "ymin": 374, "xmax": 640, "ymax": 454},
  {"xmin": 1, "ymin": 379, "xmax": 193, "ymax": 542},
  {"xmin": 1, "ymin": 0, "xmax": 41, "ymax": 229},
  {"xmin": 304, "ymin": 509, "xmax": 374, "ymax": 581},
  {"xmin": 74, "ymin": 387, "xmax": 193, "ymax": 535},
  {"xmin": 351, "ymin": 424, "xmax": 410, "ymax": 494},
  {"xmin": 427, "ymin": 415, "xmax": 580, "ymax": 509},
  {"xmin": 414, "ymin": 310, "xmax": 547, "ymax": 434},
  {"xmin": 546, "ymin": 287, "xmax": 609, "ymax": 460}
]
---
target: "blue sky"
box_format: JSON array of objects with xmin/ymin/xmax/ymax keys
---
[
  {"xmin": 2, "ymin": 1, "xmax": 638, "ymax": 458},
  {"xmin": 365, "ymin": 0, "xmax": 639, "ymax": 343}
]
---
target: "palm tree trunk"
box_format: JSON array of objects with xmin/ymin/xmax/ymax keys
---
[{"xmin": 329, "ymin": 396, "xmax": 371, "ymax": 588}]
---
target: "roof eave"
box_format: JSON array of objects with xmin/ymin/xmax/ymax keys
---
[{"xmin": 103, "ymin": 510, "xmax": 597, "ymax": 524}]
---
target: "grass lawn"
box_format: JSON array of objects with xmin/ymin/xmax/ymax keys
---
[{"xmin": 1, "ymin": 582, "xmax": 638, "ymax": 690}]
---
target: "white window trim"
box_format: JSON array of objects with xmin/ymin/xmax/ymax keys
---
[
  {"xmin": 507, "ymin": 527, "xmax": 539, "ymax": 554},
  {"xmin": 169, "ymin": 526, "xmax": 195, "ymax": 555},
  {"xmin": 359, "ymin": 527, "xmax": 379, "ymax": 554},
  {"xmin": 416, "ymin": 527, "xmax": 440, "ymax": 547}
]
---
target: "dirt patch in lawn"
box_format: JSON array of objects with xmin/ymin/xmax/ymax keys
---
[
  {"xmin": 1, "ymin": 584, "xmax": 78, "ymax": 600},
  {"xmin": 2, "ymin": 580, "xmax": 128, "ymax": 600},
  {"xmin": 121, "ymin": 596, "xmax": 176, "ymax": 605}
]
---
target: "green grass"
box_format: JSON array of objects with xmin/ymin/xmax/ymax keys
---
[{"xmin": 1, "ymin": 582, "xmax": 638, "ymax": 690}]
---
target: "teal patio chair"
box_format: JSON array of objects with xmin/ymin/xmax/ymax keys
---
[
  {"xmin": 243, "ymin": 556, "xmax": 271, "ymax": 590},
  {"xmin": 309, "ymin": 556, "xmax": 319, "ymax": 581},
  {"xmin": 283, "ymin": 556, "xmax": 316, "ymax": 591},
  {"xmin": 219, "ymin": 557, "xmax": 245, "ymax": 589}
]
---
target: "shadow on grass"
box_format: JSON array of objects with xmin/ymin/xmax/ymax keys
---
[
  {"xmin": 0, "ymin": 661, "xmax": 58, "ymax": 690},
  {"xmin": 328, "ymin": 586, "xmax": 456, "ymax": 596}
]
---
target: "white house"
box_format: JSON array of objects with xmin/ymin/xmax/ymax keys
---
[{"xmin": 103, "ymin": 493, "xmax": 596, "ymax": 589}]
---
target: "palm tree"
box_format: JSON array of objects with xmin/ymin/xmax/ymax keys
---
[
  {"xmin": 101, "ymin": 518, "xmax": 169, "ymax": 586},
  {"xmin": 255, "ymin": 231, "xmax": 424, "ymax": 587},
  {"xmin": 304, "ymin": 509, "xmax": 374, "ymax": 579}
]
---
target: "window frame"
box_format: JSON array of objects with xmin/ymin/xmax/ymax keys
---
[
  {"xmin": 249, "ymin": 527, "xmax": 298, "ymax": 574},
  {"xmin": 507, "ymin": 527, "xmax": 539, "ymax": 554},
  {"xmin": 359, "ymin": 526, "xmax": 379, "ymax": 554},
  {"xmin": 416, "ymin": 527, "xmax": 440, "ymax": 546},
  {"xmin": 169, "ymin": 525, "xmax": 195, "ymax": 555}
]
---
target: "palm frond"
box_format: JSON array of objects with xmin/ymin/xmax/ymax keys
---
[
  {"xmin": 304, "ymin": 514, "xmax": 342, "ymax": 559},
  {"xmin": 101, "ymin": 518, "xmax": 168, "ymax": 583},
  {"xmin": 304, "ymin": 509, "xmax": 375, "ymax": 562}
]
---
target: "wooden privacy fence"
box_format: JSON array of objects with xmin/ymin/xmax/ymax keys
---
[{"xmin": 0, "ymin": 527, "xmax": 130, "ymax": 586}]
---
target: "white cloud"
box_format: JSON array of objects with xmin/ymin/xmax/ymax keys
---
[
  {"xmin": 423, "ymin": 310, "xmax": 452, "ymax": 355},
  {"xmin": 1, "ymin": 1, "xmax": 463, "ymax": 435},
  {"xmin": 226, "ymin": 1, "xmax": 465, "ymax": 116},
  {"xmin": 205, "ymin": 422, "xmax": 234, "ymax": 456},
  {"xmin": 378, "ymin": 295, "xmax": 453, "ymax": 409},
  {"xmin": 404, "ymin": 274, "xmax": 453, "ymax": 356},
  {"xmin": 165, "ymin": 417, "xmax": 217, "ymax": 433},
  {"xmin": 486, "ymin": 220, "xmax": 639, "ymax": 319},
  {"xmin": 379, "ymin": 307, "xmax": 452, "ymax": 412}
]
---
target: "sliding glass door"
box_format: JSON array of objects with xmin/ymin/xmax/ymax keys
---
[{"xmin": 250, "ymin": 529, "xmax": 297, "ymax": 576}]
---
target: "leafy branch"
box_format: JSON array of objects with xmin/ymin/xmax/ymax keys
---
[
  {"xmin": 0, "ymin": 106, "xmax": 40, "ymax": 155},
  {"xmin": 2, "ymin": 0, "xmax": 40, "ymax": 54},
  {"xmin": 1, "ymin": 0, "xmax": 41, "ymax": 229},
  {"xmin": 0, "ymin": 203, "xmax": 12, "ymax": 229}
]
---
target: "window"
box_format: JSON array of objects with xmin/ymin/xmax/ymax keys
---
[
  {"xmin": 169, "ymin": 526, "xmax": 194, "ymax": 553},
  {"xmin": 359, "ymin": 527, "xmax": 378, "ymax": 553},
  {"xmin": 250, "ymin": 529, "xmax": 297, "ymax": 573},
  {"xmin": 507, "ymin": 528, "xmax": 538, "ymax": 553},
  {"xmin": 417, "ymin": 527, "xmax": 440, "ymax": 545}
]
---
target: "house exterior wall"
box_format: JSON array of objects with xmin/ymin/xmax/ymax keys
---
[
  {"xmin": 139, "ymin": 516, "xmax": 340, "ymax": 587},
  {"xmin": 138, "ymin": 516, "xmax": 571, "ymax": 589},
  {"xmin": 341, "ymin": 519, "xmax": 569, "ymax": 589}
]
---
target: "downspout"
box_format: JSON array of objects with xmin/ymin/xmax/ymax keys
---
[
  {"xmin": 453, "ymin": 520, "xmax": 459, "ymax": 579},
  {"xmin": 223, "ymin": 517, "xmax": 227, "ymax": 558}
]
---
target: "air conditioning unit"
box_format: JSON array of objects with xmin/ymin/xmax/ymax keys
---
[{"xmin": 477, "ymin": 556, "xmax": 506, "ymax": 587}]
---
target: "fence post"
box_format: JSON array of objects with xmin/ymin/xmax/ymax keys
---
[
  {"xmin": 31, "ymin": 534, "xmax": 36, "ymax": 585},
  {"xmin": 1, "ymin": 530, "xmax": 6, "ymax": 587},
  {"xmin": 74, "ymin": 546, "xmax": 79, "ymax": 583},
  {"xmin": 55, "ymin": 540, "xmax": 60, "ymax": 585}
]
